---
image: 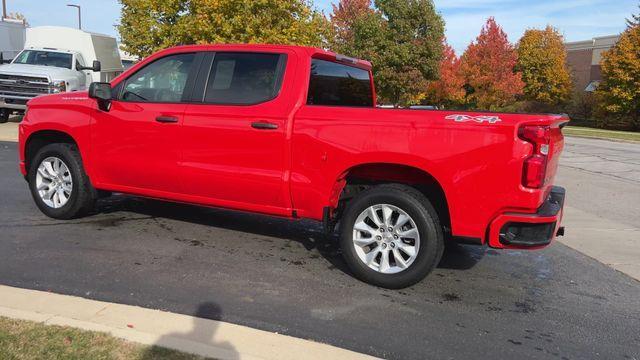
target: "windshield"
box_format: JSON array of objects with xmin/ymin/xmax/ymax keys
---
[{"xmin": 13, "ymin": 50, "xmax": 73, "ymax": 69}]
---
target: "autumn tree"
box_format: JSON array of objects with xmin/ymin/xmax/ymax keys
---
[
  {"xmin": 118, "ymin": 0, "xmax": 330, "ymax": 58},
  {"xmin": 594, "ymin": 25, "xmax": 640, "ymax": 130},
  {"xmin": 330, "ymin": 0, "xmax": 374, "ymax": 52},
  {"xmin": 516, "ymin": 26, "xmax": 572, "ymax": 108},
  {"xmin": 459, "ymin": 18, "xmax": 524, "ymax": 110},
  {"xmin": 330, "ymin": 0, "xmax": 444, "ymax": 106},
  {"xmin": 425, "ymin": 40, "xmax": 465, "ymax": 108}
]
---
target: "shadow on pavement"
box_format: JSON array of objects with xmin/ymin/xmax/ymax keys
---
[
  {"xmin": 140, "ymin": 302, "xmax": 239, "ymax": 360},
  {"xmin": 94, "ymin": 194, "xmax": 482, "ymax": 278},
  {"xmin": 95, "ymin": 195, "xmax": 352, "ymax": 274},
  {"xmin": 438, "ymin": 243, "xmax": 485, "ymax": 271}
]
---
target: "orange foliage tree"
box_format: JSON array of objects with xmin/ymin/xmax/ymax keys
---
[
  {"xmin": 330, "ymin": 0, "xmax": 374, "ymax": 51},
  {"xmin": 426, "ymin": 40, "xmax": 465, "ymax": 108},
  {"xmin": 459, "ymin": 18, "xmax": 524, "ymax": 110}
]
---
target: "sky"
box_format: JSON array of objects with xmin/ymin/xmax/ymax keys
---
[{"xmin": 6, "ymin": 0, "xmax": 638, "ymax": 54}]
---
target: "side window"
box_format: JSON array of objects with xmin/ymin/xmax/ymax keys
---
[
  {"xmin": 204, "ymin": 53, "xmax": 285, "ymax": 105},
  {"xmin": 307, "ymin": 59, "xmax": 373, "ymax": 107},
  {"xmin": 121, "ymin": 53, "xmax": 195, "ymax": 103}
]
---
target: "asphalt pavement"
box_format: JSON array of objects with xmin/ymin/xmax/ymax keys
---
[
  {"xmin": 557, "ymin": 136, "xmax": 640, "ymax": 227},
  {"xmin": 1, "ymin": 139, "xmax": 639, "ymax": 360}
]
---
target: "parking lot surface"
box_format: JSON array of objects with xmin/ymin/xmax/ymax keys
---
[{"xmin": 1, "ymin": 140, "xmax": 639, "ymax": 360}]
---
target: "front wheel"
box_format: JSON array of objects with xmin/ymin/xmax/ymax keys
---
[
  {"xmin": 340, "ymin": 184, "xmax": 444, "ymax": 289},
  {"xmin": 0, "ymin": 109, "xmax": 9, "ymax": 123},
  {"xmin": 28, "ymin": 143, "xmax": 97, "ymax": 219}
]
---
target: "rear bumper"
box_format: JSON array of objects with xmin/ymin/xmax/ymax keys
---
[{"xmin": 488, "ymin": 186, "xmax": 565, "ymax": 249}]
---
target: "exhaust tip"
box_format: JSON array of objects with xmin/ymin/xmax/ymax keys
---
[{"xmin": 556, "ymin": 226, "xmax": 565, "ymax": 237}]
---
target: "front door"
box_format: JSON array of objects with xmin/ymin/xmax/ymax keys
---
[
  {"xmin": 180, "ymin": 51, "xmax": 293, "ymax": 214},
  {"xmin": 91, "ymin": 52, "xmax": 197, "ymax": 195}
]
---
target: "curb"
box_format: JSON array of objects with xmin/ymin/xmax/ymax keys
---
[{"xmin": 0, "ymin": 285, "xmax": 378, "ymax": 360}]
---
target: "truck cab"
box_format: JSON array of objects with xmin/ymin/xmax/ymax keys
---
[{"xmin": 0, "ymin": 48, "xmax": 98, "ymax": 113}]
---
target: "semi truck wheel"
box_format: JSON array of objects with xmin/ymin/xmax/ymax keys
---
[
  {"xmin": 340, "ymin": 184, "xmax": 444, "ymax": 289},
  {"xmin": 28, "ymin": 143, "xmax": 97, "ymax": 219}
]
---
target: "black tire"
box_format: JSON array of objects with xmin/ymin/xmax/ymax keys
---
[
  {"xmin": 340, "ymin": 184, "xmax": 444, "ymax": 289},
  {"xmin": 0, "ymin": 109, "xmax": 9, "ymax": 123},
  {"xmin": 28, "ymin": 143, "xmax": 97, "ymax": 219}
]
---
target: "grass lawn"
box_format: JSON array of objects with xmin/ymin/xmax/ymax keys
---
[
  {"xmin": 563, "ymin": 126, "xmax": 640, "ymax": 142},
  {"xmin": 0, "ymin": 316, "xmax": 208, "ymax": 360}
]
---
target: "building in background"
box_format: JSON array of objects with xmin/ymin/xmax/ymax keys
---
[
  {"xmin": 118, "ymin": 49, "xmax": 139, "ymax": 70},
  {"xmin": 566, "ymin": 35, "xmax": 620, "ymax": 92}
]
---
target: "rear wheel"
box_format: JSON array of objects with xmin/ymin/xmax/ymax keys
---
[
  {"xmin": 28, "ymin": 143, "xmax": 97, "ymax": 219},
  {"xmin": 340, "ymin": 184, "xmax": 444, "ymax": 289}
]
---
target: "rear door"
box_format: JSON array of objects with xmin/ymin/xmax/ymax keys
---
[
  {"xmin": 180, "ymin": 51, "xmax": 294, "ymax": 214},
  {"xmin": 91, "ymin": 52, "xmax": 199, "ymax": 194}
]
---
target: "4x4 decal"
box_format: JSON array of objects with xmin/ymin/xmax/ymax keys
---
[{"xmin": 445, "ymin": 114, "xmax": 502, "ymax": 124}]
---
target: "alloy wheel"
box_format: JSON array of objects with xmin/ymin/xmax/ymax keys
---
[
  {"xmin": 352, "ymin": 204, "xmax": 421, "ymax": 274},
  {"xmin": 35, "ymin": 156, "xmax": 73, "ymax": 209}
]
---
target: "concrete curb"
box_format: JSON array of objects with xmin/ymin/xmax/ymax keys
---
[{"xmin": 0, "ymin": 285, "xmax": 378, "ymax": 360}]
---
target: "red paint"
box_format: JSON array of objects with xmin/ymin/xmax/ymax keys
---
[{"xmin": 19, "ymin": 44, "xmax": 567, "ymax": 248}]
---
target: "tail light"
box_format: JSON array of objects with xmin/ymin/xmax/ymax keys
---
[{"xmin": 519, "ymin": 125, "xmax": 550, "ymax": 188}]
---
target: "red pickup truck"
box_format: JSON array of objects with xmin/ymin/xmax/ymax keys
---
[{"xmin": 18, "ymin": 44, "xmax": 567, "ymax": 288}]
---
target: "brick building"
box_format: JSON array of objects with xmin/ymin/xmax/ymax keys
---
[{"xmin": 565, "ymin": 35, "xmax": 620, "ymax": 92}]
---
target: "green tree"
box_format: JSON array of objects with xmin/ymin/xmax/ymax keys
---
[
  {"xmin": 594, "ymin": 25, "xmax": 640, "ymax": 130},
  {"xmin": 330, "ymin": 0, "xmax": 444, "ymax": 106},
  {"xmin": 330, "ymin": 0, "xmax": 374, "ymax": 53},
  {"xmin": 516, "ymin": 26, "xmax": 572, "ymax": 108},
  {"xmin": 118, "ymin": 0, "xmax": 330, "ymax": 58}
]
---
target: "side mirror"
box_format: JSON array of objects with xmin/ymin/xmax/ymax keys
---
[
  {"xmin": 89, "ymin": 82, "xmax": 112, "ymax": 112},
  {"xmin": 79, "ymin": 60, "xmax": 101, "ymax": 72}
]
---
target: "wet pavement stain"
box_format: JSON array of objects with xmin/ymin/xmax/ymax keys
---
[
  {"xmin": 442, "ymin": 293, "xmax": 461, "ymax": 302},
  {"xmin": 513, "ymin": 301, "xmax": 536, "ymax": 313}
]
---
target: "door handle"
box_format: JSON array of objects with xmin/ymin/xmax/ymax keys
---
[
  {"xmin": 156, "ymin": 116, "xmax": 179, "ymax": 123},
  {"xmin": 251, "ymin": 121, "xmax": 278, "ymax": 130}
]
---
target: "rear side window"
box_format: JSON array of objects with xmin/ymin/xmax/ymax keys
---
[
  {"xmin": 307, "ymin": 59, "xmax": 373, "ymax": 107},
  {"xmin": 204, "ymin": 53, "xmax": 286, "ymax": 105}
]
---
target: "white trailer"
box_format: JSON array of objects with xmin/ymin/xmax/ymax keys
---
[
  {"xmin": 24, "ymin": 26, "xmax": 123, "ymax": 83},
  {"xmin": 0, "ymin": 17, "xmax": 26, "ymax": 62}
]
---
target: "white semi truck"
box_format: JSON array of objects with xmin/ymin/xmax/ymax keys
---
[{"xmin": 0, "ymin": 26, "xmax": 123, "ymax": 122}]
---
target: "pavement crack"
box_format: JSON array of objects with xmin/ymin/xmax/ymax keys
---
[{"xmin": 559, "ymin": 164, "xmax": 640, "ymax": 184}]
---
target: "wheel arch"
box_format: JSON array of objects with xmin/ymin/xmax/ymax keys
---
[
  {"xmin": 328, "ymin": 162, "xmax": 451, "ymax": 236},
  {"xmin": 24, "ymin": 130, "xmax": 80, "ymax": 175}
]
